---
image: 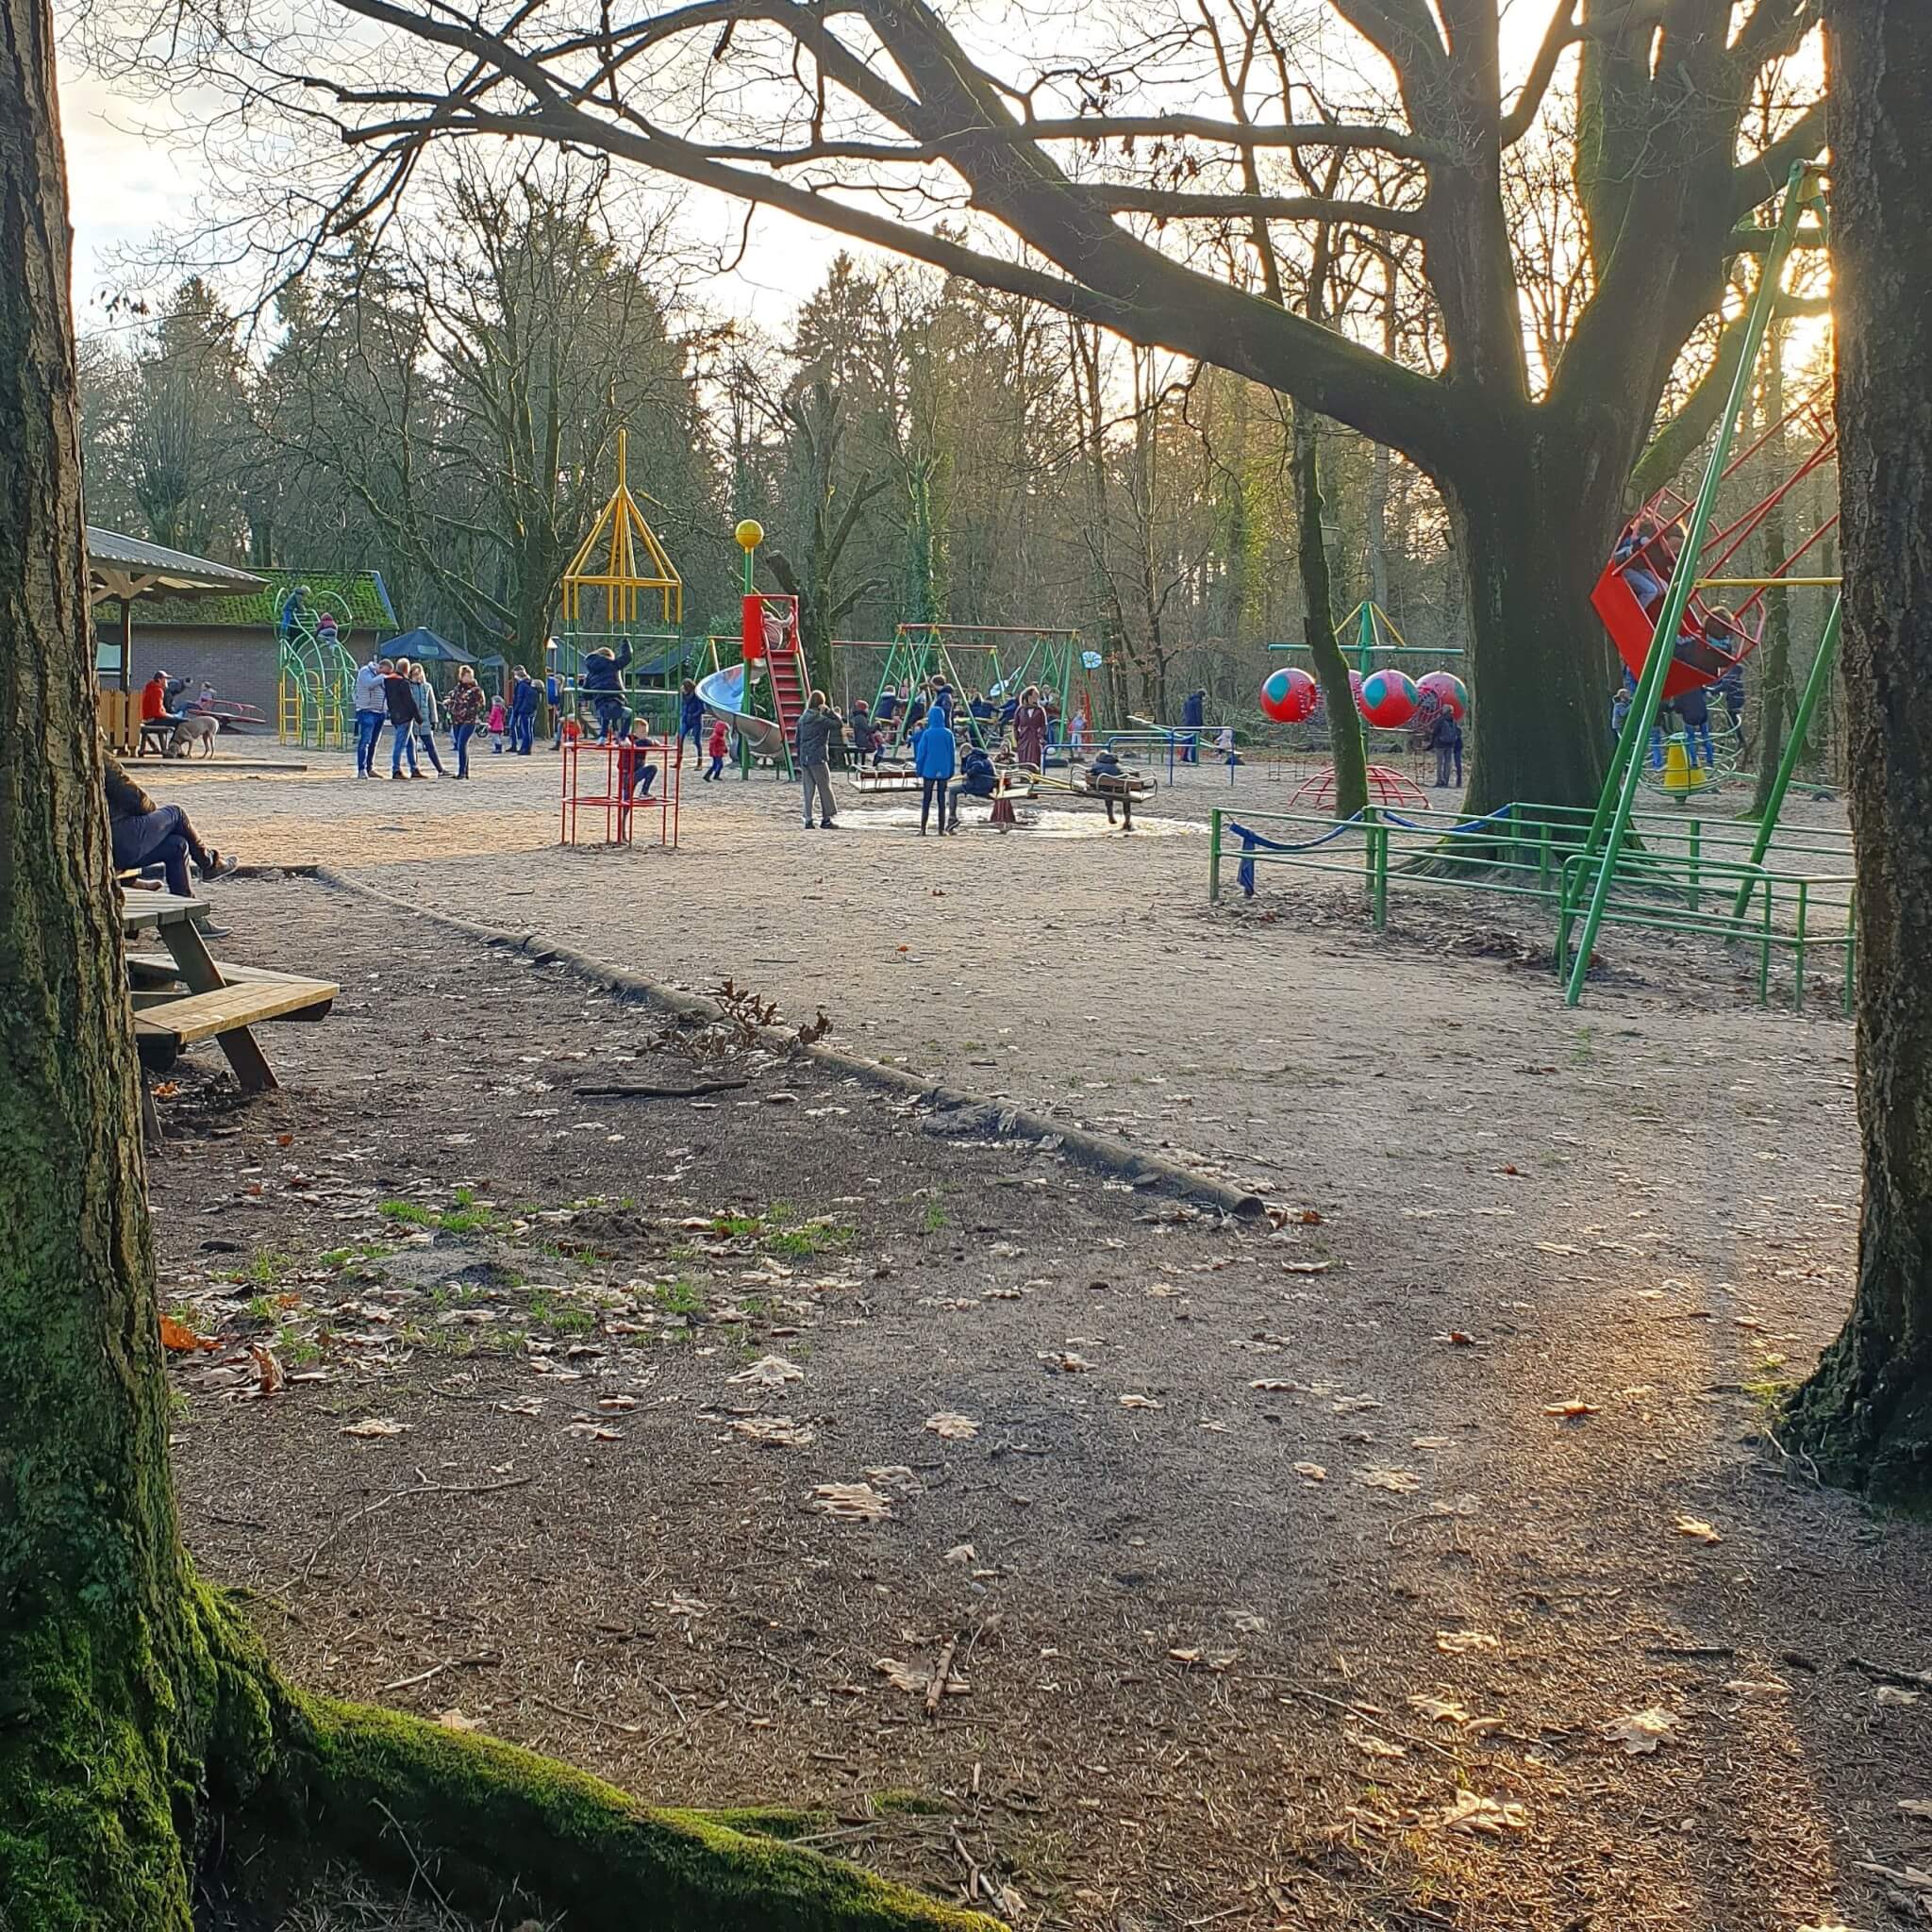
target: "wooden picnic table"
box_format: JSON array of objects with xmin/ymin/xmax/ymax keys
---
[{"xmin": 119, "ymin": 891, "xmax": 337, "ymax": 1092}]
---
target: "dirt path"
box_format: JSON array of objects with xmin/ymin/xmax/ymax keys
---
[{"xmin": 154, "ymin": 869, "xmax": 1930, "ymax": 1932}]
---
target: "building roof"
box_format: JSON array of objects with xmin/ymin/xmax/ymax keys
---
[
  {"xmin": 129, "ymin": 564, "xmax": 399, "ymax": 633},
  {"xmin": 87, "ymin": 527, "xmax": 267, "ymax": 603}
]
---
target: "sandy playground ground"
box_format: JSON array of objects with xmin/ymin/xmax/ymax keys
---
[{"xmin": 142, "ymin": 738, "xmax": 1932, "ymax": 1932}]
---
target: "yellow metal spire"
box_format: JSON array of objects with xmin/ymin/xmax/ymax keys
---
[{"xmin": 561, "ymin": 426, "xmax": 683, "ymax": 627}]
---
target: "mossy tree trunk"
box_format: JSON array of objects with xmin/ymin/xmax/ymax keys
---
[
  {"xmin": 0, "ymin": 2, "xmax": 279, "ymax": 1919},
  {"xmin": 1787, "ymin": 0, "xmax": 1932, "ymax": 1507},
  {"xmin": 1291, "ymin": 404, "xmax": 1367, "ymax": 818},
  {"xmin": 0, "ymin": 15, "xmax": 998, "ymax": 1924}
]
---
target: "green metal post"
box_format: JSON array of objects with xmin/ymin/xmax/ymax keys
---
[
  {"xmin": 1844, "ymin": 891, "xmax": 1857, "ymax": 1017},
  {"xmin": 1729, "ymin": 594, "xmax": 1844, "ymax": 922},
  {"xmin": 1564, "ymin": 162, "xmax": 1816, "ymax": 1005},
  {"xmin": 1357, "ymin": 603, "xmax": 1375, "ymax": 675},
  {"xmin": 1794, "ymin": 880, "xmax": 1809, "ymax": 1008},
  {"xmin": 1688, "ymin": 821, "xmax": 1701, "ymax": 911},
  {"xmin": 1209, "ymin": 810, "xmax": 1223, "ymax": 904}
]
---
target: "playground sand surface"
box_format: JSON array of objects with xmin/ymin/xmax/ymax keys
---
[{"xmin": 153, "ymin": 758, "xmax": 1924, "ymax": 1932}]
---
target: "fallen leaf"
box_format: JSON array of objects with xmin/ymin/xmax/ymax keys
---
[
  {"xmin": 665, "ymin": 1592, "xmax": 709, "ymax": 1618},
  {"xmin": 943, "ymin": 1542, "xmax": 977, "ymax": 1565},
  {"xmin": 598, "ymin": 1393, "xmax": 638, "ymax": 1411},
  {"xmin": 1292, "ymin": 1462, "xmax": 1327, "ymax": 1483},
  {"xmin": 875, "ymin": 1657, "xmax": 927, "ymax": 1693},
  {"xmin": 730, "ymin": 1414, "xmax": 814, "ymax": 1448},
  {"xmin": 728, "ymin": 1355, "xmax": 803, "ymax": 1388},
  {"xmin": 1435, "ymin": 1331, "xmax": 1478, "ymax": 1346},
  {"xmin": 924, "ymin": 1411, "xmax": 980, "ymax": 1441},
  {"xmin": 160, "ymin": 1314, "xmax": 217, "ymax": 1353},
  {"xmin": 1855, "ymin": 1861, "xmax": 1932, "ymax": 1889},
  {"xmin": 1434, "ymin": 1790, "xmax": 1526, "ymax": 1835},
  {"xmin": 436, "ymin": 1708, "xmax": 484, "ymax": 1732},
  {"xmin": 566, "ymin": 1421, "xmax": 622, "ymax": 1441},
  {"xmin": 1280, "ymin": 1259, "xmax": 1332, "ymax": 1275},
  {"xmin": 340, "ymin": 1417, "xmax": 408, "ymax": 1438},
  {"xmin": 1437, "ymin": 1631, "xmax": 1500, "ymax": 1656},
  {"xmin": 1407, "ymin": 1695, "xmax": 1471, "ymax": 1725},
  {"xmin": 1876, "ymin": 1685, "xmax": 1922, "ymax": 1707},
  {"xmin": 1347, "ymin": 1731, "xmax": 1407, "ymax": 1760},
  {"xmin": 1601, "ymin": 1707, "xmax": 1678, "ymax": 1755},
  {"xmin": 496, "ymin": 1398, "xmax": 543, "ymax": 1417},
  {"xmin": 247, "ymin": 1345, "xmax": 284, "ymax": 1396},
  {"xmin": 1250, "ymin": 1378, "xmax": 1297, "ymax": 1392},
  {"xmin": 1043, "ymin": 1352, "xmax": 1094, "ymax": 1373},
  {"xmin": 1544, "ymin": 1400, "xmax": 1600, "ymax": 1419},
  {"xmin": 1674, "ymin": 1516, "xmax": 1724, "ymax": 1543},
  {"xmin": 1901, "ymin": 1799, "xmax": 1932, "ymax": 1821},
  {"xmin": 1410, "ymin": 1434, "xmax": 1453, "ymax": 1449},
  {"xmin": 1119, "ymin": 1393, "xmax": 1164, "ymax": 1409},
  {"xmin": 810, "ymin": 1481, "xmax": 892, "ymax": 1522},
  {"xmin": 1357, "ymin": 1467, "xmax": 1422, "ymax": 1494}
]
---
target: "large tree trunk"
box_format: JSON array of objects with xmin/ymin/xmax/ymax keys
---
[
  {"xmin": 1788, "ymin": 0, "xmax": 1932, "ymax": 1506},
  {"xmin": 1292, "ymin": 404, "xmax": 1367, "ymax": 818},
  {"xmin": 0, "ymin": 10, "xmax": 1003, "ymax": 1922},
  {"xmin": 0, "ymin": 4, "xmax": 279, "ymax": 1921},
  {"xmin": 1452, "ymin": 420, "xmax": 1619, "ymax": 815}
]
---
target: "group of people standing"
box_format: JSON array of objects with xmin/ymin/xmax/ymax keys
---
[
  {"xmin": 791, "ymin": 678, "xmax": 1041, "ymax": 834},
  {"xmin": 353, "ymin": 655, "xmax": 490, "ymax": 780}
]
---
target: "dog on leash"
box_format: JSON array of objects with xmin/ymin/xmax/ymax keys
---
[{"xmin": 168, "ymin": 712, "xmax": 220, "ymax": 758}]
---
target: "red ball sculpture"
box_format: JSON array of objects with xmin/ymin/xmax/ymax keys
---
[
  {"xmin": 1357, "ymin": 668, "xmax": 1420, "ymax": 728},
  {"xmin": 1259, "ymin": 666, "xmax": 1318, "ymax": 723},
  {"xmin": 1416, "ymin": 670, "xmax": 1468, "ymax": 720}
]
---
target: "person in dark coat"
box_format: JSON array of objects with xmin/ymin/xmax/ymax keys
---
[
  {"xmin": 1429, "ymin": 708, "xmax": 1463, "ymax": 788},
  {"xmin": 508, "ymin": 667, "xmax": 540, "ymax": 754},
  {"xmin": 679, "ymin": 678, "xmax": 706, "ymax": 758},
  {"xmin": 582, "ymin": 640, "xmax": 634, "ymax": 741},
  {"xmin": 1180, "ymin": 688, "xmax": 1205, "ymax": 762},
  {"xmin": 105, "ymin": 751, "xmax": 236, "ymax": 896},
  {"xmin": 386, "ymin": 658, "xmax": 425, "ymax": 777},
  {"xmin": 794, "ymin": 690, "xmax": 841, "ymax": 829}
]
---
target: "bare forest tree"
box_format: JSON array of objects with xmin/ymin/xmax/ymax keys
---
[
  {"xmin": 1786, "ymin": 0, "xmax": 1932, "ymax": 1505},
  {"xmin": 109, "ymin": 0, "xmax": 1825, "ymax": 809}
]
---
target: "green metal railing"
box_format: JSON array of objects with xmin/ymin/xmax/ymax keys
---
[{"xmin": 1209, "ymin": 800, "xmax": 1856, "ymax": 1011}]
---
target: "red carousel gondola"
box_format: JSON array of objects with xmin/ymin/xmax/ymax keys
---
[{"xmin": 1592, "ymin": 383, "xmax": 1839, "ymax": 700}]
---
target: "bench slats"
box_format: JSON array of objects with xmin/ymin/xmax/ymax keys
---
[{"xmin": 132, "ymin": 976, "xmax": 338, "ymax": 1046}]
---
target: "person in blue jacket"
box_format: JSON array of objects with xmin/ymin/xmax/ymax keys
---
[
  {"xmin": 508, "ymin": 666, "xmax": 540, "ymax": 754},
  {"xmin": 581, "ymin": 639, "xmax": 633, "ymax": 741},
  {"xmin": 913, "ymin": 709, "xmax": 957, "ymax": 837},
  {"xmin": 678, "ymin": 678, "xmax": 706, "ymax": 758},
  {"xmin": 1180, "ymin": 688, "xmax": 1205, "ymax": 762},
  {"xmin": 952, "ymin": 741, "xmax": 996, "ymax": 829}
]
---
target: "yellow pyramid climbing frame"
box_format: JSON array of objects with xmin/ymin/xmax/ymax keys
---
[{"xmin": 561, "ymin": 428, "xmax": 683, "ymax": 627}]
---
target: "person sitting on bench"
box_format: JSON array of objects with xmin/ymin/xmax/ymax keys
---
[
  {"xmin": 105, "ymin": 750, "xmax": 237, "ymax": 897},
  {"xmin": 138, "ymin": 670, "xmax": 184, "ymax": 750},
  {"xmin": 950, "ymin": 742, "xmax": 998, "ymax": 827},
  {"xmin": 1087, "ymin": 746, "xmax": 1137, "ymax": 830}
]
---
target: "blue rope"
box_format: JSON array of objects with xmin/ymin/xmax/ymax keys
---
[
  {"xmin": 1374, "ymin": 804, "xmax": 1518, "ymax": 836},
  {"xmin": 1227, "ymin": 815, "xmax": 1367, "ymax": 896}
]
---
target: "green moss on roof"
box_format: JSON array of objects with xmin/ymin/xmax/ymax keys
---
[{"xmin": 136, "ymin": 567, "xmax": 397, "ymax": 631}]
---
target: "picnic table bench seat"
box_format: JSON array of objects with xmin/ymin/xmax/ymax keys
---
[{"xmin": 130, "ymin": 968, "xmax": 337, "ymax": 1073}]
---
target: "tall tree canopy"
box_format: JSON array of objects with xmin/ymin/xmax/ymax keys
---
[{"xmin": 122, "ymin": 0, "xmax": 1824, "ymax": 807}]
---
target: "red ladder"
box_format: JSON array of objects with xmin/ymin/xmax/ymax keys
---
[{"xmin": 763, "ymin": 606, "xmax": 808, "ymax": 774}]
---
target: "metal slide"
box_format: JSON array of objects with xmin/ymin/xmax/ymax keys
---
[{"xmin": 696, "ymin": 660, "xmax": 789, "ymax": 762}]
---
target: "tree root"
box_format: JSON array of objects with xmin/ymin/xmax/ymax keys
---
[
  {"xmin": 1786, "ymin": 1321, "xmax": 1932, "ymax": 1512},
  {"xmin": 260, "ymin": 1689, "xmax": 1002, "ymax": 1931},
  {"xmin": 3, "ymin": 1585, "xmax": 997, "ymax": 1932}
]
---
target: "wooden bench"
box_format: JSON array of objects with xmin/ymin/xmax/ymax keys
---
[
  {"xmin": 135, "ymin": 718, "xmax": 178, "ymax": 757},
  {"xmin": 130, "ymin": 969, "xmax": 337, "ymax": 1074}
]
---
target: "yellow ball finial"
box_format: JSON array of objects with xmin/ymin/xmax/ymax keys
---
[{"xmin": 734, "ymin": 519, "xmax": 764, "ymax": 552}]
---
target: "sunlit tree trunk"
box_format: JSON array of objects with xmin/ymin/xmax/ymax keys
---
[{"xmin": 1789, "ymin": 0, "xmax": 1932, "ymax": 1506}]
